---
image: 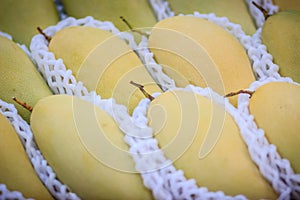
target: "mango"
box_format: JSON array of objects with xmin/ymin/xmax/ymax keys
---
[
  {"xmin": 48, "ymin": 26, "xmax": 162, "ymax": 114},
  {"xmin": 148, "ymin": 16, "xmax": 255, "ymax": 106},
  {"xmin": 272, "ymin": 0, "xmax": 300, "ymax": 11},
  {"xmin": 249, "ymin": 81, "xmax": 300, "ymax": 174},
  {"xmin": 60, "ymin": 0, "xmax": 157, "ymax": 31},
  {"xmin": 0, "ymin": 35, "xmax": 52, "ymax": 123},
  {"xmin": 0, "ymin": 0, "xmax": 59, "ymax": 47},
  {"xmin": 167, "ymin": 0, "xmax": 256, "ymax": 35},
  {"xmin": 0, "ymin": 112, "xmax": 53, "ymax": 199},
  {"xmin": 147, "ymin": 90, "xmax": 277, "ymax": 199},
  {"xmin": 261, "ymin": 10, "xmax": 300, "ymax": 83},
  {"xmin": 30, "ymin": 94, "xmax": 153, "ymax": 199}
]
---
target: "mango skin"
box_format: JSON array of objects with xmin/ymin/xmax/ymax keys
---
[
  {"xmin": 249, "ymin": 82, "xmax": 300, "ymax": 174},
  {"xmin": 61, "ymin": 0, "xmax": 157, "ymax": 31},
  {"xmin": 48, "ymin": 26, "xmax": 162, "ymax": 114},
  {"xmin": 261, "ymin": 10, "xmax": 300, "ymax": 83},
  {"xmin": 167, "ymin": 0, "xmax": 256, "ymax": 35},
  {"xmin": 31, "ymin": 95, "xmax": 153, "ymax": 200},
  {"xmin": 0, "ymin": 35, "xmax": 52, "ymax": 123},
  {"xmin": 147, "ymin": 90, "xmax": 277, "ymax": 200},
  {"xmin": 0, "ymin": 0, "xmax": 59, "ymax": 47},
  {"xmin": 272, "ymin": 0, "xmax": 300, "ymax": 11},
  {"xmin": 0, "ymin": 113, "xmax": 53, "ymax": 199},
  {"xmin": 148, "ymin": 16, "xmax": 255, "ymax": 106}
]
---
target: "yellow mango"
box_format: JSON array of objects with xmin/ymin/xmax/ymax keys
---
[
  {"xmin": 147, "ymin": 90, "xmax": 277, "ymax": 199},
  {"xmin": 167, "ymin": 0, "xmax": 256, "ymax": 35},
  {"xmin": 249, "ymin": 81, "xmax": 300, "ymax": 173},
  {"xmin": 48, "ymin": 26, "xmax": 162, "ymax": 114},
  {"xmin": 148, "ymin": 16, "xmax": 255, "ymax": 106},
  {"xmin": 0, "ymin": 113, "xmax": 53, "ymax": 199},
  {"xmin": 30, "ymin": 94, "xmax": 153, "ymax": 199}
]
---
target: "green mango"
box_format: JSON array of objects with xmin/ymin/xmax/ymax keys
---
[
  {"xmin": 61, "ymin": 0, "xmax": 157, "ymax": 31},
  {"xmin": 0, "ymin": 0, "xmax": 59, "ymax": 47},
  {"xmin": 261, "ymin": 10, "xmax": 300, "ymax": 83},
  {"xmin": 0, "ymin": 35, "xmax": 52, "ymax": 123},
  {"xmin": 272, "ymin": 0, "xmax": 300, "ymax": 11}
]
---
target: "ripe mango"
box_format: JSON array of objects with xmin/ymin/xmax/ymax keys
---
[
  {"xmin": 147, "ymin": 90, "xmax": 277, "ymax": 199},
  {"xmin": 167, "ymin": 0, "xmax": 257, "ymax": 35},
  {"xmin": 0, "ymin": 112, "xmax": 53, "ymax": 199},
  {"xmin": 48, "ymin": 26, "xmax": 162, "ymax": 114},
  {"xmin": 249, "ymin": 81, "xmax": 300, "ymax": 174},
  {"xmin": 148, "ymin": 16, "xmax": 255, "ymax": 106},
  {"xmin": 30, "ymin": 94, "xmax": 153, "ymax": 199}
]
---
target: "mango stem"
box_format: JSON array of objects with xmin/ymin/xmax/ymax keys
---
[
  {"xmin": 130, "ymin": 81, "xmax": 155, "ymax": 101},
  {"xmin": 12, "ymin": 97, "xmax": 33, "ymax": 112},
  {"xmin": 224, "ymin": 90, "xmax": 254, "ymax": 98},
  {"xmin": 120, "ymin": 16, "xmax": 148, "ymax": 37},
  {"xmin": 37, "ymin": 27, "xmax": 52, "ymax": 43}
]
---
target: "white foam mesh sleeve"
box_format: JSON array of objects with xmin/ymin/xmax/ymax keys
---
[
  {"xmin": 0, "ymin": 99, "xmax": 80, "ymax": 200},
  {"xmin": 0, "ymin": 184, "xmax": 30, "ymax": 200},
  {"xmin": 0, "ymin": 32, "xmax": 80, "ymax": 200},
  {"xmin": 147, "ymin": 0, "xmax": 281, "ymax": 81},
  {"xmin": 30, "ymin": 16, "xmax": 246, "ymax": 199}
]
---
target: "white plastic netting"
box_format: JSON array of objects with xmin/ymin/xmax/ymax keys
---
[
  {"xmin": 29, "ymin": 16, "xmax": 150, "ymax": 135},
  {"xmin": 54, "ymin": 0, "xmax": 68, "ymax": 20},
  {"xmin": 8, "ymin": 1, "xmax": 298, "ymax": 199},
  {"xmin": 29, "ymin": 16, "xmax": 251, "ymax": 199},
  {"xmin": 130, "ymin": 87, "xmax": 250, "ymax": 200},
  {"xmin": 0, "ymin": 31, "xmax": 12, "ymax": 40},
  {"xmin": 237, "ymin": 77, "xmax": 300, "ymax": 200},
  {"xmin": 0, "ymin": 99, "xmax": 80, "ymax": 200},
  {"xmin": 130, "ymin": 76, "xmax": 300, "ymax": 200},
  {"xmin": 143, "ymin": 1, "xmax": 300, "ymax": 199},
  {"xmin": 149, "ymin": 0, "xmax": 279, "ymax": 28},
  {"xmin": 246, "ymin": 0, "xmax": 279, "ymax": 28},
  {"xmin": 149, "ymin": 0, "xmax": 175, "ymax": 21},
  {"xmin": 0, "ymin": 184, "xmax": 29, "ymax": 200},
  {"xmin": 145, "ymin": 0, "xmax": 281, "ymax": 82},
  {"xmin": 0, "ymin": 33, "xmax": 80, "ymax": 200}
]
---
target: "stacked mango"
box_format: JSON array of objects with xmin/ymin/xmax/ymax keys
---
[{"xmin": 0, "ymin": 0, "xmax": 299, "ymax": 199}]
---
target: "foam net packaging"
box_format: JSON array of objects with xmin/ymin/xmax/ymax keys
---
[
  {"xmin": 29, "ymin": 12, "xmax": 300, "ymax": 200},
  {"xmin": 141, "ymin": 1, "xmax": 300, "ymax": 199},
  {"xmin": 145, "ymin": 0, "xmax": 281, "ymax": 82},
  {"xmin": 0, "ymin": 33, "xmax": 80, "ymax": 200},
  {"xmin": 0, "ymin": 99, "xmax": 80, "ymax": 200},
  {"xmin": 0, "ymin": 182, "xmax": 29, "ymax": 200},
  {"xmin": 1, "ymin": 0, "xmax": 299, "ymax": 199},
  {"xmin": 29, "ymin": 16, "xmax": 250, "ymax": 200}
]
